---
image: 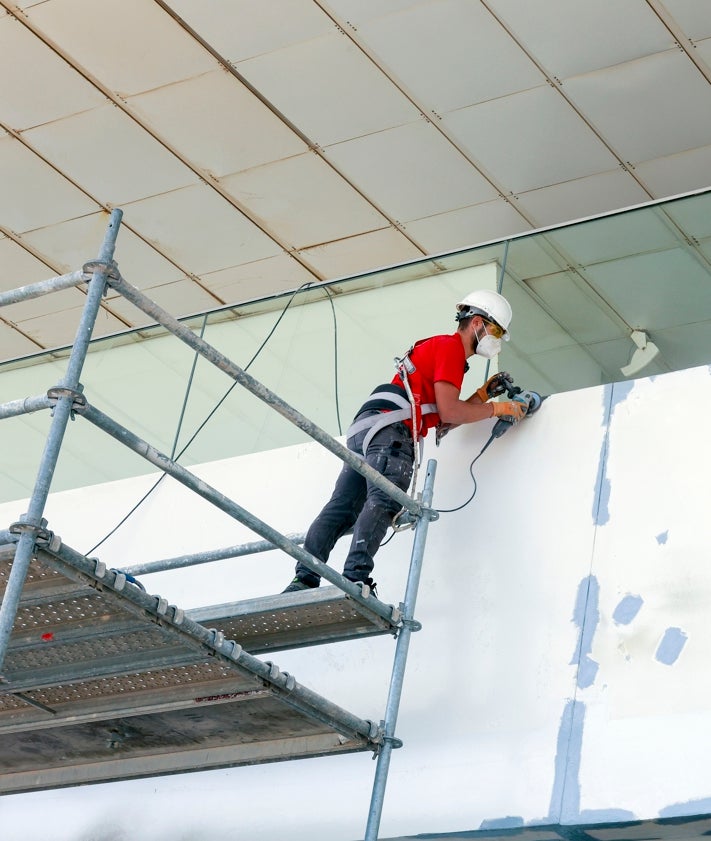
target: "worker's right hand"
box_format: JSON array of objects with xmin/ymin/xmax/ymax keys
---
[
  {"xmin": 491, "ymin": 400, "xmax": 526, "ymax": 423},
  {"xmin": 475, "ymin": 371, "xmax": 513, "ymax": 403}
]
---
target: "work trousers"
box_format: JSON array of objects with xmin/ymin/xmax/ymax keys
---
[{"xmin": 295, "ymin": 412, "xmax": 415, "ymax": 586}]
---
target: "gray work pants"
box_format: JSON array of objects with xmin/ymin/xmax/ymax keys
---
[{"xmin": 294, "ymin": 412, "xmax": 414, "ymax": 585}]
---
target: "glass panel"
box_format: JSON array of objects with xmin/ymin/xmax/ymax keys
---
[{"xmin": 2, "ymin": 187, "xmax": 710, "ymax": 503}]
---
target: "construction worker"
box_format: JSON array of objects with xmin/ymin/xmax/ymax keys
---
[{"xmin": 283, "ymin": 289, "xmax": 524, "ymax": 594}]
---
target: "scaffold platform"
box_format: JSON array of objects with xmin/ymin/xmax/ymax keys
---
[
  {"xmin": 0, "ymin": 536, "xmax": 397, "ymax": 794},
  {"xmin": 0, "ymin": 210, "xmax": 437, "ymax": 838}
]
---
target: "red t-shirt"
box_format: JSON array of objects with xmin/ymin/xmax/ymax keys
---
[{"xmin": 390, "ymin": 333, "xmax": 467, "ymax": 436}]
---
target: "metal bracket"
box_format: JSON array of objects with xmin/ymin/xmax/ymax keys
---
[
  {"xmin": 370, "ymin": 726, "xmax": 403, "ymax": 758},
  {"xmin": 82, "ymin": 259, "xmax": 120, "ymax": 281},
  {"xmin": 9, "ymin": 518, "xmax": 54, "ymax": 547},
  {"xmin": 401, "ymin": 618, "xmax": 422, "ymax": 632},
  {"xmin": 46, "ymin": 386, "xmax": 87, "ymax": 419}
]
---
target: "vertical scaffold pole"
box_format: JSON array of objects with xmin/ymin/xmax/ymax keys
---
[
  {"xmin": 364, "ymin": 459, "xmax": 438, "ymax": 841},
  {"xmin": 0, "ymin": 210, "xmax": 123, "ymax": 675}
]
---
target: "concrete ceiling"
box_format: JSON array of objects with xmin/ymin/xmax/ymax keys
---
[{"xmin": 1, "ymin": 0, "xmax": 711, "ymax": 363}]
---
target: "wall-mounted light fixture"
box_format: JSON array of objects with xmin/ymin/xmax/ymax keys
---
[{"xmin": 620, "ymin": 330, "xmax": 659, "ymax": 377}]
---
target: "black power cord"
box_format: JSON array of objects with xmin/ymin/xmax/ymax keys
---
[{"xmin": 434, "ymin": 432, "xmax": 496, "ymax": 514}]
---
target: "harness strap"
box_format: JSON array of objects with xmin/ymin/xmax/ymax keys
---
[{"xmin": 346, "ymin": 383, "xmax": 438, "ymax": 457}]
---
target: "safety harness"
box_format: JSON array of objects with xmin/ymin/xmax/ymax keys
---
[{"xmin": 345, "ymin": 337, "xmax": 441, "ymax": 457}]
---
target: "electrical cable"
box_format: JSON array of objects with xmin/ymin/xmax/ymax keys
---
[
  {"xmin": 434, "ymin": 432, "xmax": 496, "ymax": 514},
  {"xmin": 85, "ymin": 281, "xmax": 318, "ymax": 556},
  {"xmin": 170, "ymin": 313, "xmax": 209, "ymax": 460},
  {"xmin": 322, "ymin": 285, "xmax": 342, "ymax": 435}
]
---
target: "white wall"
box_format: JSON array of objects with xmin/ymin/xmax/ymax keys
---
[{"xmin": 1, "ymin": 365, "xmax": 710, "ymax": 841}]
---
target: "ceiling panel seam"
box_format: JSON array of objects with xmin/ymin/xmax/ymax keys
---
[
  {"xmin": 0, "ymin": 217, "xmax": 132, "ymax": 352},
  {"xmin": 0, "ymin": 2, "xmax": 328, "ymax": 282},
  {"xmin": 478, "ymin": 0, "xmax": 660, "ymax": 196},
  {"xmin": 645, "ymin": 0, "xmax": 711, "ymax": 84},
  {"xmin": 312, "ymin": 0, "xmax": 540, "ymax": 224},
  {"xmin": 151, "ymin": 0, "xmax": 432, "ymax": 257},
  {"xmin": 0, "ymin": 122, "xmax": 223, "ymax": 330}
]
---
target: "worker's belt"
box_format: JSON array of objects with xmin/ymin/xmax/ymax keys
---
[{"xmin": 346, "ymin": 383, "xmax": 437, "ymax": 456}]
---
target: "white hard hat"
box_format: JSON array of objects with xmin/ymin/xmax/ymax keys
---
[{"xmin": 455, "ymin": 289, "xmax": 512, "ymax": 340}]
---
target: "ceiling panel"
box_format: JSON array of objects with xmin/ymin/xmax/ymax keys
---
[
  {"xmin": 168, "ymin": 0, "xmax": 334, "ymax": 63},
  {"xmin": 221, "ymin": 152, "xmax": 389, "ymax": 248},
  {"xmin": 662, "ymin": 193, "xmax": 711, "ymax": 240},
  {"xmin": 634, "ymin": 144, "xmax": 711, "ymax": 198},
  {"xmin": 324, "ymin": 121, "xmax": 499, "ymax": 221},
  {"xmin": 24, "ymin": 105, "xmax": 199, "ymax": 206},
  {"xmin": 200, "ymin": 254, "xmax": 317, "ymax": 304},
  {"xmin": 546, "ymin": 207, "xmax": 682, "ymax": 266},
  {"xmin": 18, "ymin": 212, "xmax": 180, "ymax": 294},
  {"xmin": 487, "ymin": 0, "xmax": 673, "ymax": 79},
  {"xmin": 526, "ymin": 273, "xmax": 625, "ymax": 343},
  {"xmin": 585, "ymin": 334, "xmax": 669, "ymax": 377},
  {"xmin": 4, "ymin": 286, "xmax": 87, "ymax": 322},
  {"xmin": 0, "ymin": 136, "xmax": 97, "ymax": 233},
  {"xmin": 342, "ymin": 0, "xmax": 544, "ymax": 114},
  {"xmin": 696, "ymin": 37, "xmax": 711, "ymax": 65},
  {"xmin": 0, "ymin": 237, "xmax": 60, "ymax": 292},
  {"xmin": 503, "ymin": 238, "xmax": 566, "ymax": 281},
  {"xmin": 0, "ymin": 323, "xmax": 42, "ymax": 360},
  {"xmin": 0, "ymin": 0, "xmax": 709, "ymax": 376},
  {"xmin": 405, "ymin": 198, "xmax": 530, "ymax": 253},
  {"xmin": 127, "ymin": 70, "xmax": 307, "ymax": 179},
  {"xmin": 584, "ymin": 248, "xmax": 711, "ymax": 330},
  {"xmin": 661, "ymin": 0, "xmax": 711, "ymax": 39},
  {"xmin": 297, "ymin": 227, "xmax": 424, "ymax": 279},
  {"xmin": 25, "ymin": 0, "xmax": 217, "ymax": 96},
  {"xmin": 11, "ymin": 299, "xmax": 127, "ymax": 349},
  {"xmin": 0, "ymin": 15, "xmax": 104, "ymax": 130},
  {"xmin": 237, "ymin": 30, "xmax": 421, "ymax": 146},
  {"xmin": 443, "ymin": 85, "xmax": 619, "ymax": 193},
  {"xmin": 499, "ymin": 274, "xmax": 579, "ymax": 353},
  {"xmin": 563, "ymin": 51, "xmax": 711, "ymax": 163},
  {"xmin": 321, "ymin": 0, "xmax": 422, "ymax": 21},
  {"xmin": 655, "ymin": 320, "xmax": 711, "ymax": 369},
  {"xmin": 122, "ymin": 185, "xmax": 282, "ymax": 274},
  {"xmin": 515, "ymin": 170, "xmax": 650, "ymax": 229},
  {"xmin": 104, "ymin": 278, "xmax": 226, "ymax": 326}
]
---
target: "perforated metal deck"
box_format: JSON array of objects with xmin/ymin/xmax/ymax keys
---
[{"xmin": 0, "ymin": 538, "xmax": 399, "ymax": 794}]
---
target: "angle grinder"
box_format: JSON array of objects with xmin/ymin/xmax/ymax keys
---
[{"xmin": 492, "ymin": 385, "xmax": 545, "ymax": 438}]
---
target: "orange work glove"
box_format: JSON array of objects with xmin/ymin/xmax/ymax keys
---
[
  {"xmin": 491, "ymin": 399, "xmax": 526, "ymax": 423},
  {"xmin": 475, "ymin": 371, "xmax": 513, "ymax": 404}
]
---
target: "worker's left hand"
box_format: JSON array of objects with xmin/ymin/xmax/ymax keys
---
[{"xmin": 475, "ymin": 371, "xmax": 513, "ymax": 403}]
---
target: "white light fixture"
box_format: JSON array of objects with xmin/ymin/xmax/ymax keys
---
[{"xmin": 620, "ymin": 329, "xmax": 660, "ymax": 377}]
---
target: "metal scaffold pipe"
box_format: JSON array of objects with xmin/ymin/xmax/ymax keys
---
[
  {"xmin": 0, "ymin": 394, "xmax": 53, "ymax": 420},
  {"xmin": 106, "ymin": 273, "xmax": 423, "ymax": 519},
  {"xmin": 79, "ymin": 402, "xmax": 398, "ymax": 625},
  {"xmin": 365, "ymin": 459, "xmax": 438, "ymax": 841},
  {"xmin": 0, "ymin": 269, "xmax": 88, "ymax": 308},
  {"xmin": 0, "ymin": 210, "xmax": 123, "ymax": 675},
  {"xmin": 123, "ymin": 534, "xmax": 306, "ymax": 576}
]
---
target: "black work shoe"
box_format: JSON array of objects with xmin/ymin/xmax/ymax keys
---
[
  {"xmin": 282, "ymin": 577, "xmax": 319, "ymax": 594},
  {"xmin": 348, "ymin": 577, "xmax": 378, "ymax": 598}
]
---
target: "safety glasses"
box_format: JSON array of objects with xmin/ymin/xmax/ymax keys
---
[{"xmin": 483, "ymin": 319, "xmax": 505, "ymax": 339}]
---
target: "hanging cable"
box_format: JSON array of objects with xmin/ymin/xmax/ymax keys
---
[
  {"xmin": 170, "ymin": 313, "xmax": 209, "ymax": 460},
  {"xmin": 434, "ymin": 432, "xmax": 496, "ymax": 514},
  {"xmin": 85, "ymin": 282, "xmax": 317, "ymax": 555},
  {"xmin": 322, "ymin": 285, "xmax": 342, "ymax": 436}
]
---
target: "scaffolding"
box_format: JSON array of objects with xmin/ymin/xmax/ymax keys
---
[{"xmin": 0, "ymin": 211, "xmax": 438, "ymax": 840}]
